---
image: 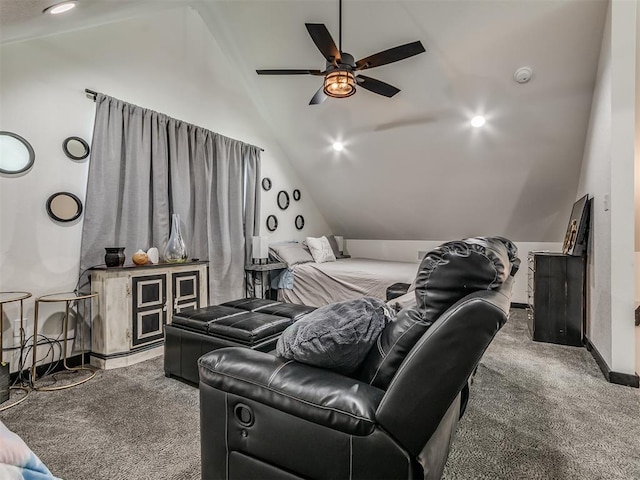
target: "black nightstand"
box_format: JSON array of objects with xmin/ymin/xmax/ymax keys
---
[{"xmin": 244, "ymin": 262, "xmax": 287, "ymax": 299}]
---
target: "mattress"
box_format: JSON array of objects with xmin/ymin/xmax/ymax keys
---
[{"xmin": 278, "ymin": 257, "xmax": 418, "ymax": 307}]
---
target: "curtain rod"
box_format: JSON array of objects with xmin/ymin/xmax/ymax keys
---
[{"xmin": 83, "ymin": 88, "xmax": 264, "ymax": 152}]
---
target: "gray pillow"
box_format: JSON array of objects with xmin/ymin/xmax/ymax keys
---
[
  {"xmin": 276, "ymin": 297, "xmax": 394, "ymax": 374},
  {"xmin": 327, "ymin": 235, "xmax": 341, "ymax": 257},
  {"xmin": 269, "ymin": 242, "xmax": 314, "ymax": 266}
]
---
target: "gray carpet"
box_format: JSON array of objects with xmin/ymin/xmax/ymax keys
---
[
  {"xmin": 1, "ymin": 359, "xmax": 200, "ymax": 480},
  {"xmin": 0, "ymin": 309, "xmax": 638, "ymax": 480},
  {"xmin": 443, "ymin": 309, "xmax": 640, "ymax": 480}
]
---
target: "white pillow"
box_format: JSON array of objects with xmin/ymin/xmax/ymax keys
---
[{"xmin": 306, "ymin": 236, "xmax": 336, "ymax": 263}]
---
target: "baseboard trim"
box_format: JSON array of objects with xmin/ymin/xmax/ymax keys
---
[
  {"xmin": 585, "ymin": 336, "xmax": 639, "ymax": 388},
  {"xmin": 90, "ymin": 340, "xmax": 163, "ymax": 360},
  {"xmin": 511, "ymin": 302, "xmax": 528, "ymax": 309},
  {"xmin": 10, "ymin": 354, "xmax": 85, "ymax": 383}
]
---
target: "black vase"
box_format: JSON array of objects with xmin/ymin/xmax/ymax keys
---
[{"xmin": 105, "ymin": 247, "xmax": 125, "ymax": 267}]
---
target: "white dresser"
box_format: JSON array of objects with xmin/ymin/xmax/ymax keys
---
[{"xmin": 90, "ymin": 261, "xmax": 208, "ymax": 369}]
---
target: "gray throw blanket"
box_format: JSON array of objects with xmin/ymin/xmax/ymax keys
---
[{"xmin": 276, "ymin": 297, "xmax": 394, "ymax": 374}]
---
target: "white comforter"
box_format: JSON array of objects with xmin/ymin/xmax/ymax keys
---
[{"xmin": 278, "ymin": 257, "xmax": 418, "ymax": 307}]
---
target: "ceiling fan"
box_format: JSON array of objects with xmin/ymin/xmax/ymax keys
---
[{"xmin": 256, "ymin": 0, "xmax": 426, "ymax": 105}]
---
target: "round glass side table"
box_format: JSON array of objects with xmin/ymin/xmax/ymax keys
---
[
  {"xmin": 31, "ymin": 291, "xmax": 98, "ymax": 391},
  {"xmin": 0, "ymin": 291, "xmax": 32, "ymax": 412}
]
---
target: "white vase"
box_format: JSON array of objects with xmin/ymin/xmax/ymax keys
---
[{"xmin": 147, "ymin": 247, "xmax": 159, "ymax": 264}]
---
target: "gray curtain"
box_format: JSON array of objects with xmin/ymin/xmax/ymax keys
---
[{"xmin": 80, "ymin": 94, "xmax": 261, "ymax": 304}]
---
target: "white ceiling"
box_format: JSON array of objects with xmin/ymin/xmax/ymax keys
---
[{"xmin": 0, "ymin": 0, "xmax": 608, "ymax": 242}]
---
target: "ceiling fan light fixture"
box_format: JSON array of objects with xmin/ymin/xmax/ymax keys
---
[{"xmin": 323, "ymin": 70, "xmax": 356, "ymax": 98}]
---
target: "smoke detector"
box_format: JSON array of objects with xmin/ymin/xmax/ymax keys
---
[{"xmin": 514, "ymin": 67, "xmax": 533, "ymax": 84}]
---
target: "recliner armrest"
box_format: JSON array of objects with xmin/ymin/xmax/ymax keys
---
[
  {"xmin": 386, "ymin": 282, "xmax": 411, "ymax": 301},
  {"xmin": 198, "ymin": 347, "xmax": 385, "ymax": 436}
]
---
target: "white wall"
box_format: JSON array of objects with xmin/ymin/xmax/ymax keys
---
[
  {"xmin": 346, "ymin": 239, "xmax": 562, "ymax": 305},
  {"xmin": 577, "ymin": 1, "xmax": 637, "ymax": 376},
  {"xmin": 0, "ymin": 7, "xmax": 330, "ymax": 370}
]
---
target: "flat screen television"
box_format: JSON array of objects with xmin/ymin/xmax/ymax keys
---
[{"xmin": 562, "ymin": 194, "xmax": 591, "ymax": 256}]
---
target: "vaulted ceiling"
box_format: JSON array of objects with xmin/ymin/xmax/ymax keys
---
[{"xmin": 0, "ymin": 0, "xmax": 608, "ymax": 241}]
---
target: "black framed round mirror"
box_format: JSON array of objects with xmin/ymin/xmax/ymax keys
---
[
  {"xmin": 295, "ymin": 215, "xmax": 304, "ymax": 230},
  {"xmin": 293, "ymin": 189, "xmax": 301, "ymax": 201},
  {"xmin": 0, "ymin": 131, "xmax": 35, "ymax": 175},
  {"xmin": 46, "ymin": 192, "xmax": 83, "ymax": 223},
  {"xmin": 266, "ymin": 215, "xmax": 278, "ymax": 232},
  {"xmin": 261, "ymin": 178, "xmax": 272, "ymax": 191},
  {"xmin": 277, "ymin": 190, "xmax": 290, "ymax": 210},
  {"xmin": 62, "ymin": 136, "xmax": 90, "ymax": 160}
]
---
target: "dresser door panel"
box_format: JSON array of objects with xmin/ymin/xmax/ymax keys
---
[
  {"xmin": 132, "ymin": 274, "xmax": 167, "ymax": 347},
  {"xmin": 172, "ymin": 270, "xmax": 200, "ymax": 315}
]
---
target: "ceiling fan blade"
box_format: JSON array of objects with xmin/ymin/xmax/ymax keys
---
[
  {"xmin": 305, "ymin": 23, "xmax": 341, "ymax": 64},
  {"xmin": 256, "ymin": 69, "xmax": 323, "ymax": 75},
  {"xmin": 356, "ymin": 75, "xmax": 400, "ymax": 98},
  {"xmin": 355, "ymin": 41, "xmax": 426, "ymax": 70},
  {"xmin": 309, "ymin": 86, "xmax": 327, "ymax": 105}
]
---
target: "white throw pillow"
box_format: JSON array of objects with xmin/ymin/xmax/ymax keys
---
[{"xmin": 306, "ymin": 236, "xmax": 337, "ymax": 263}]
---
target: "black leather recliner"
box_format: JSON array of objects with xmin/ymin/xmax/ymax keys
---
[{"xmin": 198, "ymin": 237, "xmax": 518, "ymax": 480}]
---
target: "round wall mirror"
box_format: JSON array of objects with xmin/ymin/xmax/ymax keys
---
[
  {"xmin": 0, "ymin": 131, "xmax": 35, "ymax": 175},
  {"xmin": 63, "ymin": 137, "xmax": 90, "ymax": 160},
  {"xmin": 266, "ymin": 215, "xmax": 278, "ymax": 232},
  {"xmin": 293, "ymin": 189, "xmax": 301, "ymax": 201},
  {"xmin": 46, "ymin": 192, "xmax": 83, "ymax": 223},
  {"xmin": 277, "ymin": 190, "xmax": 290, "ymax": 210},
  {"xmin": 295, "ymin": 215, "xmax": 305, "ymax": 230},
  {"xmin": 261, "ymin": 178, "xmax": 272, "ymax": 191}
]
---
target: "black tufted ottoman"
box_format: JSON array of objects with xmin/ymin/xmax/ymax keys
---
[{"xmin": 164, "ymin": 298, "xmax": 315, "ymax": 384}]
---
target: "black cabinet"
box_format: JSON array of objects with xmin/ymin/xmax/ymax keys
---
[{"xmin": 527, "ymin": 252, "xmax": 585, "ymax": 347}]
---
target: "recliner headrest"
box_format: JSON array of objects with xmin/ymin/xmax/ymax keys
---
[
  {"xmin": 463, "ymin": 236, "xmax": 520, "ymax": 275},
  {"xmin": 414, "ymin": 238, "xmax": 510, "ymax": 324}
]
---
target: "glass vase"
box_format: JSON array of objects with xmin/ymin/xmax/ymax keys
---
[{"xmin": 163, "ymin": 213, "xmax": 188, "ymax": 263}]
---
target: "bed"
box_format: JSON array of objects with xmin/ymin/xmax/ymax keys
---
[{"xmin": 276, "ymin": 256, "xmax": 418, "ymax": 307}]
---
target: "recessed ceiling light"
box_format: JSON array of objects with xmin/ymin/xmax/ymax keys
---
[
  {"xmin": 471, "ymin": 115, "xmax": 486, "ymax": 128},
  {"xmin": 332, "ymin": 142, "xmax": 344, "ymax": 152},
  {"xmin": 43, "ymin": 1, "xmax": 76, "ymax": 15}
]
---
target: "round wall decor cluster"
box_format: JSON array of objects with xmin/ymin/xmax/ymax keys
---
[
  {"xmin": 46, "ymin": 135, "xmax": 91, "ymax": 224},
  {"xmin": 262, "ymin": 178, "xmax": 305, "ymax": 232}
]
